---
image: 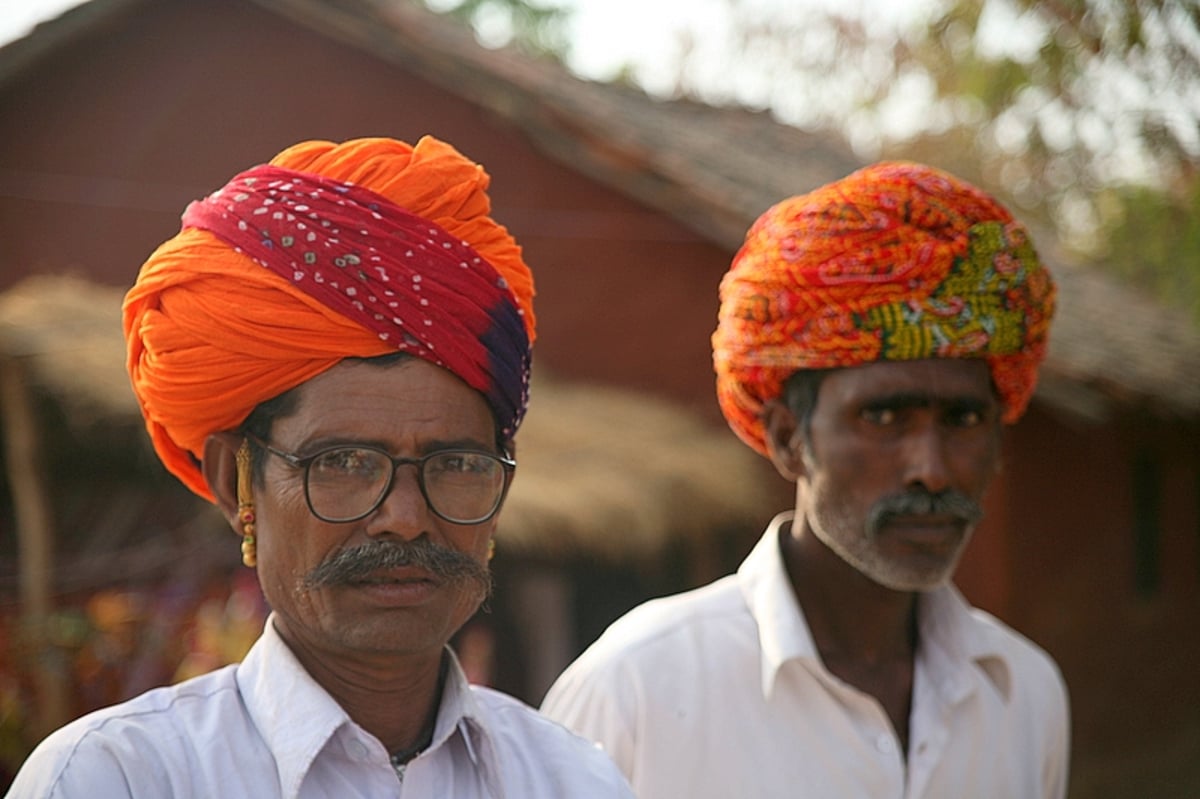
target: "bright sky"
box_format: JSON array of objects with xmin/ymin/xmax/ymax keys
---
[
  {"xmin": 0, "ymin": 0, "xmax": 88, "ymax": 46},
  {"xmin": 558, "ymin": 0, "xmax": 939, "ymax": 82},
  {"xmin": 1, "ymin": 0, "xmax": 936, "ymax": 66}
]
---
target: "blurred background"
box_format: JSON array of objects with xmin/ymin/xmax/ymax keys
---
[{"xmin": 0, "ymin": 0, "xmax": 1197, "ymax": 795}]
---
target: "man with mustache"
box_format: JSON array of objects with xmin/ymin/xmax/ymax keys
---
[
  {"xmin": 9, "ymin": 137, "xmax": 633, "ymax": 797},
  {"xmin": 543, "ymin": 162, "xmax": 1070, "ymax": 798}
]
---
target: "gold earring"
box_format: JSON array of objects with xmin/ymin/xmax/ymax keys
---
[
  {"xmin": 236, "ymin": 440, "xmax": 257, "ymax": 568},
  {"xmin": 487, "ymin": 539, "xmax": 496, "ymax": 561}
]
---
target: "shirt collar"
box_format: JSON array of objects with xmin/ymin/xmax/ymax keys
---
[
  {"xmin": 237, "ymin": 615, "xmax": 354, "ymax": 797},
  {"xmin": 737, "ymin": 511, "xmax": 821, "ymax": 697},
  {"xmin": 738, "ymin": 512, "xmax": 1014, "ymax": 702},
  {"xmin": 916, "ymin": 583, "xmax": 1014, "ymax": 702},
  {"xmin": 237, "ymin": 614, "xmax": 500, "ymax": 795},
  {"xmin": 429, "ymin": 646, "xmax": 498, "ymax": 773}
]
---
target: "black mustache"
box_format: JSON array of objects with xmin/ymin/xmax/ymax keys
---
[
  {"xmin": 302, "ymin": 538, "xmax": 493, "ymax": 597},
  {"xmin": 866, "ymin": 489, "xmax": 984, "ymax": 535}
]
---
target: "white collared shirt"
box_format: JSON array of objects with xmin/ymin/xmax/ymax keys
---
[
  {"xmin": 10, "ymin": 615, "xmax": 633, "ymax": 798},
  {"xmin": 542, "ymin": 512, "xmax": 1070, "ymax": 799}
]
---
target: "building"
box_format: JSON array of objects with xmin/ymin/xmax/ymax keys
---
[{"xmin": 1, "ymin": 1, "xmax": 1198, "ymax": 794}]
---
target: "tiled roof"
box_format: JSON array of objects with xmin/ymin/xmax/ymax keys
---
[
  {"xmin": 255, "ymin": 0, "xmax": 1200, "ymax": 420},
  {"xmin": 3, "ymin": 0, "xmax": 1198, "ymax": 419}
]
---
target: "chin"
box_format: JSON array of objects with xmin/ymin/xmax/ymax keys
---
[{"xmin": 866, "ymin": 561, "xmax": 958, "ymax": 593}]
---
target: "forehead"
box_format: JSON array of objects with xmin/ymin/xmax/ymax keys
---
[
  {"xmin": 818, "ymin": 358, "xmax": 997, "ymax": 407},
  {"xmin": 279, "ymin": 358, "xmax": 495, "ymax": 444}
]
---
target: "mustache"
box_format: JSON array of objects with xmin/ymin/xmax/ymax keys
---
[
  {"xmin": 866, "ymin": 489, "xmax": 984, "ymax": 536},
  {"xmin": 302, "ymin": 538, "xmax": 493, "ymax": 597}
]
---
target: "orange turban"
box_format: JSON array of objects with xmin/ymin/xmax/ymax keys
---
[
  {"xmin": 124, "ymin": 136, "xmax": 536, "ymax": 500},
  {"xmin": 712, "ymin": 161, "xmax": 1055, "ymax": 456}
]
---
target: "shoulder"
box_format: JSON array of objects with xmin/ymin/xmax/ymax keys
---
[
  {"xmin": 971, "ymin": 609, "xmax": 1066, "ymax": 687},
  {"xmin": 962, "ymin": 608, "xmax": 1071, "ymax": 792},
  {"xmin": 965, "ymin": 607, "xmax": 1069, "ymax": 722},
  {"xmin": 470, "ymin": 686, "xmax": 617, "ymax": 757},
  {"xmin": 7, "ymin": 666, "xmax": 244, "ymax": 797},
  {"xmin": 568, "ymin": 574, "xmax": 749, "ymax": 670},
  {"xmin": 469, "ymin": 686, "xmax": 634, "ymax": 795},
  {"xmin": 540, "ymin": 574, "xmax": 755, "ymax": 737}
]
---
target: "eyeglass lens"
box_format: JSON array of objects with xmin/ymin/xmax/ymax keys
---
[{"xmin": 305, "ymin": 447, "xmax": 507, "ymax": 523}]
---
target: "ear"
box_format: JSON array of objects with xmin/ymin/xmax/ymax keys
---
[
  {"xmin": 762, "ymin": 399, "xmax": 807, "ymax": 482},
  {"xmin": 202, "ymin": 432, "xmax": 243, "ymax": 536}
]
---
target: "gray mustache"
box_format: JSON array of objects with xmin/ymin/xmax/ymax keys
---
[
  {"xmin": 866, "ymin": 489, "xmax": 984, "ymax": 535},
  {"xmin": 303, "ymin": 538, "xmax": 493, "ymax": 597}
]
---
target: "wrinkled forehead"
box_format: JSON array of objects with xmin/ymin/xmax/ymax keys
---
[{"xmin": 283, "ymin": 358, "xmax": 498, "ymax": 438}]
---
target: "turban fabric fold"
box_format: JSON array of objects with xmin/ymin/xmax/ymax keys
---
[
  {"xmin": 713, "ymin": 161, "xmax": 1055, "ymax": 456},
  {"xmin": 124, "ymin": 136, "xmax": 535, "ymax": 500}
]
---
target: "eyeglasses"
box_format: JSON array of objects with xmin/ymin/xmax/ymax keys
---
[{"xmin": 244, "ymin": 434, "xmax": 515, "ymax": 525}]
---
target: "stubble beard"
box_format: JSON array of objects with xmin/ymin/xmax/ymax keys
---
[{"xmin": 802, "ymin": 458, "xmax": 983, "ymax": 592}]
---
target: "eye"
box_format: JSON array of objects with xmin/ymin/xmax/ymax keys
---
[
  {"xmin": 947, "ymin": 409, "xmax": 983, "ymax": 427},
  {"xmin": 860, "ymin": 406, "xmax": 897, "ymax": 426},
  {"xmin": 311, "ymin": 448, "xmax": 385, "ymax": 479},
  {"xmin": 944, "ymin": 404, "xmax": 992, "ymax": 428},
  {"xmin": 431, "ymin": 452, "xmax": 495, "ymax": 474}
]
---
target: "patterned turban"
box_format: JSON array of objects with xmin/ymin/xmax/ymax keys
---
[
  {"xmin": 124, "ymin": 136, "xmax": 536, "ymax": 501},
  {"xmin": 713, "ymin": 161, "xmax": 1055, "ymax": 456}
]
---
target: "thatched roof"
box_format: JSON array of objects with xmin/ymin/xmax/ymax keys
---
[
  {"xmin": 0, "ymin": 275, "xmax": 774, "ymax": 562},
  {"xmin": 504, "ymin": 378, "xmax": 772, "ymax": 561},
  {"xmin": 0, "ymin": 273, "xmax": 135, "ymax": 422}
]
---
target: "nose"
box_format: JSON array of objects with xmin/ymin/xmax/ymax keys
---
[
  {"xmin": 901, "ymin": 423, "xmax": 952, "ymax": 494},
  {"xmin": 363, "ymin": 463, "xmax": 429, "ymax": 540}
]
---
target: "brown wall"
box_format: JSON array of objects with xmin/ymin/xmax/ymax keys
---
[
  {"xmin": 997, "ymin": 407, "xmax": 1200, "ymax": 763},
  {"xmin": 0, "ymin": 0, "xmax": 732, "ymax": 420}
]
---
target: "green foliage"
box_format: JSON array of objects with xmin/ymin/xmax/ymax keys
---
[
  {"xmin": 729, "ymin": 0, "xmax": 1200, "ymax": 327},
  {"xmin": 934, "ymin": 0, "xmax": 1200, "ymax": 327},
  {"xmin": 1101, "ymin": 181, "xmax": 1200, "ymax": 326},
  {"xmin": 426, "ymin": 0, "xmax": 1199, "ymax": 324}
]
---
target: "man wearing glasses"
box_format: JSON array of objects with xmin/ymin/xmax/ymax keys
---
[{"xmin": 9, "ymin": 136, "xmax": 633, "ymax": 798}]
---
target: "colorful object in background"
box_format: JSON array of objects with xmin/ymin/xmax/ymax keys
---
[{"xmin": 0, "ymin": 575, "xmax": 268, "ymax": 785}]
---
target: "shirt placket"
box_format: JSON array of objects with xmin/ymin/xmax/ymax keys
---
[{"xmin": 905, "ymin": 660, "xmax": 969, "ymax": 798}]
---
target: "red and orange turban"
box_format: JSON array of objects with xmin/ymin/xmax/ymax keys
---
[
  {"xmin": 124, "ymin": 136, "xmax": 536, "ymax": 500},
  {"xmin": 712, "ymin": 161, "xmax": 1055, "ymax": 456}
]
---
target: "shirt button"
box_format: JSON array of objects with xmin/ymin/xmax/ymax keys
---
[
  {"xmin": 349, "ymin": 739, "xmax": 368, "ymax": 758},
  {"xmin": 875, "ymin": 734, "xmax": 894, "ymax": 755}
]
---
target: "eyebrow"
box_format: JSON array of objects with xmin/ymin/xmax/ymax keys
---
[
  {"xmin": 860, "ymin": 392, "xmax": 994, "ymax": 412},
  {"xmin": 296, "ymin": 435, "xmax": 497, "ymax": 456}
]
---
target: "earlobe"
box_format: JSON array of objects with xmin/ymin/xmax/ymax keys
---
[
  {"xmin": 202, "ymin": 433, "xmax": 243, "ymax": 534},
  {"xmin": 762, "ymin": 400, "xmax": 807, "ymax": 482}
]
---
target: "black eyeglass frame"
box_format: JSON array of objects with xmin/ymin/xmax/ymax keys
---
[{"xmin": 243, "ymin": 433, "xmax": 516, "ymax": 525}]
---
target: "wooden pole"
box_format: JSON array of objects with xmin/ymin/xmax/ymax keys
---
[{"xmin": 0, "ymin": 352, "xmax": 68, "ymax": 740}]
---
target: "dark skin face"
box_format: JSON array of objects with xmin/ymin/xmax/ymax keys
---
[
  {"xmin": 763, "ymin": 358, "xmax": 1003, "ymax": 753},
  {"xmin": 766, "ymin": 358, "xmax": 1002, "ymax": 592},
  {"xmin": 203, "ymin": 358, "xmax": 502, "ymax": 752}
]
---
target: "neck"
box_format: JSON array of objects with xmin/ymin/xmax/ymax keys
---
[
  {"xmin": 274, "ymin": 619, "xmax": 447, "ymax": 754},
  {"xmin": 781, "ymin": 516, "xmax": 919, "ymax": 664}
]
